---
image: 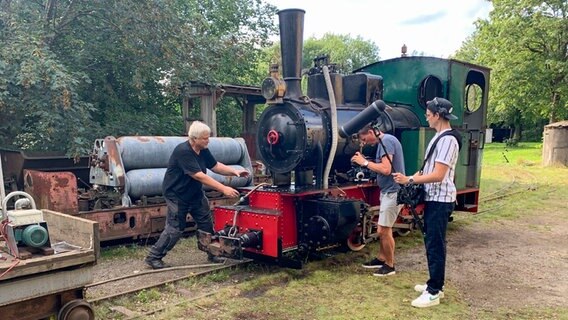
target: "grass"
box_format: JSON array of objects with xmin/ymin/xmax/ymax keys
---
[
  {"xmin": 99, "ymin": 234, "xmax": 199, "ymax": 261},
  {"xmin": 475, "ymin": 142, "xmax": 566, "ymax": 224},
  {"xmin": 100, "ymin": 243, "xmax": 147, "ymax": 260},
  {"xmin": 96, "ymin": 142, "xmax": 568, "ymax": 319},
  {"xmin": 483, "ymin": 142, "xmax": 542, "ymax": 165}
]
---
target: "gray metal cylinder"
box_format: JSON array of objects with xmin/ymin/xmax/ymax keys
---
[
  {"xmin": 118, "ymin": 137, "xmax": 245, "ymax": 170},
  {"xmin": 125, "ymin": 165, "xmax": 252, "ymax": 199}
]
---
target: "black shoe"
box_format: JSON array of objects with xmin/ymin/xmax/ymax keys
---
[
  {"xmin": 207, "ymin": 254, "xmax": 226, "ymax": 264},
  {"xmin": 144, "ymin": 257, "xmax": 170, "ymax": 269},
  {"xmin": 362, "ymin": 258, "xmax": 385, "ymax": 269},
  {"xmin": 373, "ymin": 264, "xmax": 396, "ymax": 277}
]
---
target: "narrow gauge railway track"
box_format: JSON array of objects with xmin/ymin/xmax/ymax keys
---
[
  {"xmin": 88, "ymin": 259, "xmax": 252, "ymax": 318},
  {"xmin": 460, "ymin": 171, "xmax": 541, "ymax": 217}
]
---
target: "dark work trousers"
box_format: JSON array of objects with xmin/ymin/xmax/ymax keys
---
[
  {"xmin": 423, "ymin": 201, "xmax": 454, "ymax": 295},
  {"xmin": 147, "ymin": 195, "xmax": 212, "ymax": 260}
]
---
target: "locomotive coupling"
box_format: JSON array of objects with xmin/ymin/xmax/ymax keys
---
[{"xmin": 197, "ymin": 229, "xmax": 263, "ymax": 260}]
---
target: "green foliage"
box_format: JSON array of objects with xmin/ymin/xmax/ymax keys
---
[
  {"xmin": 262, "ymin": 33, "xmax": 380, "ymax": 74},
  {"xmin": 0, "ymin": 2, "xmax": 97, "ymax": 155},
  {"xmin": 455, "ymin": 0, "xmax": 568, "ymax": 140},
  {"xmin": 303, "ymin": 33, "xmax": 380, "ymax": 72},
  {"xmin": 503, "ymin": 138, "xmax": 519, "ymax": 148},
  {"xmin": 0, "ymin": 0, "xmax": 277, "ymax": 156},
  {"xmin": 216, "ymin": 99, "xmax": 243, "ymax": 138},
  {"xmin": 203, "ymin": 269, "xmax": 231, "ymax": 283},
  {"xmin": 135, "ymin": 288, "xmax": 161, "ymax": 303},
  {"xmin": 100, "ymin": 244, "xmax": 146, "ymax": 260}
]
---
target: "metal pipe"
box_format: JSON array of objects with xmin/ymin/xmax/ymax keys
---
[
  {"xmin": 14, "ymin": 198, "xmax": 31, "ymax": 210},
  {"xmin": 278, "ymin": 9, "xmax": 305, "ymax": 99},
  {"xmin": 322, "ymin": 65, "xmax": 338, "ymax": 189},
  {"xmin": 2, "ymin": 191, "xmax": 38, "ymax": 218}
]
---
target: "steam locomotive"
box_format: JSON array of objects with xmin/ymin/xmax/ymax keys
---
[{"xmin": 197, "ymin": 8, "xmax": 490, "ymax": 267}]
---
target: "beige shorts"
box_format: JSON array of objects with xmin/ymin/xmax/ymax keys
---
[{"xmin": 378, "ymin": 192, "xmax": 401, "ymax": 227}]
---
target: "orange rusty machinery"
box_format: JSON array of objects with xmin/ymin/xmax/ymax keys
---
[{"xmin": 1, "ymin": 136, "xmax": 254, "ymax": 242}]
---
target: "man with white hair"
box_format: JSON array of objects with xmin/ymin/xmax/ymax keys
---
[{"xmin": 145, "ymin": 121, "xmax": 249, "ymax": 269}]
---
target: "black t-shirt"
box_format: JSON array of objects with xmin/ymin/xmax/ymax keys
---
[{"xmin": 162, "ymin": 141, "xmax": 217, "ymax": 202}]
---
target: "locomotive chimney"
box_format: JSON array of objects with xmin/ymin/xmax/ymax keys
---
[{"xmin": 278, "ymin": 9, "xmax": 305, "ymax": 99}]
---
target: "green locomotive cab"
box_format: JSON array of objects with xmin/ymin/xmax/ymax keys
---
[{"xmin": 356, "ymin": 57, "xmax": 490, "ymax": 212}]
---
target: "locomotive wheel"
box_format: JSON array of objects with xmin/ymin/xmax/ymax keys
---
[
  {"xmin": 346, "ymin": 227, "xmax": 366, "ymax": 251},
  {"xmin": 394, "ymin": 228, "xmax": 411, "ymax": 237},
  {"xmin": 58, "ymin": 299, "xmax": 95, "ymax": 320}
]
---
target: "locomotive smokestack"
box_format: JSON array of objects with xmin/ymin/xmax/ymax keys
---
[{"xmin": 278, "ymin": 9, "xmax": 305, "ymax": 99}]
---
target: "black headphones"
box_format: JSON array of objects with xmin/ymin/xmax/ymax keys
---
[
  {"xmin": 429, "ymin": 97, "xmax": 456, "ymax": 119},
  {"xmin": 432, "ymin": 97, "xmax": 448, "ymax": 115}
]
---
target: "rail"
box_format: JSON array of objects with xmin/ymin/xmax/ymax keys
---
[{"xmin": 88, "ymin": 259, "xmax": 252, "ymax": 318}]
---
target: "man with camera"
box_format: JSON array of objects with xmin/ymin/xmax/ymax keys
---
[
  {"xmin": 393, "ymin": 97, "xmax": 461, "ymax": 308},
  {"xmin": 351, "ymin": 123, "xmax": 405, "ymax": 277}
]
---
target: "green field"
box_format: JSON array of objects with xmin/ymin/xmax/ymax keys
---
[{"xmin": 482, "ymin": 142, "xmax": 542, "ymax": 166}]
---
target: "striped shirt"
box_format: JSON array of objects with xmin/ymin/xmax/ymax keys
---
[{"xmin": 423, "ymin": 129, "xmax": 459, "ymax": 203}]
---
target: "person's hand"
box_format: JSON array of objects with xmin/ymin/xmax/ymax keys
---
[
  {"xmin": 222, "ymin": 186, "xmax": 240, "ymax": 198},
  {"xmin": 234, "ymin": 169, "xmax": 250, "ymax": 178},
  {"xmin": 392, "ymin": 172, "xmax": 409, "ymax": 184},
  {"xmin": 351, "ymin": 152, "xmax": 366, "ymax": 166}
]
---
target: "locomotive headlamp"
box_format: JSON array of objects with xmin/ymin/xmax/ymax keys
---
[
  {"xmin": 261, "ymin": 77, "xmax": 276, "ymax": 99},
  {"xmin": 262, "ymin": 63, "xmax": 286, "ymax": 104},
  {"xmin": 261, "ymin": 76, "xmax": 286, "ymax": 103}
]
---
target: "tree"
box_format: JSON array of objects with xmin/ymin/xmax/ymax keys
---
[
  {"xmin": 455, "ymin": 0, "xmax": 568, "ymax": 140},
  {"xmin": 0, "ymin": 1, "xmax": 96, "ymax": 154},
  {"xmin": 303, "ymin": 33, "xmax": 381, "ymax": 72},
  {"xmin": 0, "ymin": 0, "xmax": 277, "ymax": 156},
  {"xmin": 262, "ymin": 33, "xmax": 380, "ymax": 74}
]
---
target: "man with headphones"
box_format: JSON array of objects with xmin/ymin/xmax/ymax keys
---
[{"xmin": 393, "ymin": 97, "xmax": 461, "ymax": 308}]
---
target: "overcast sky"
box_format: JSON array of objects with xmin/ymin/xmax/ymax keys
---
[{"xmin": 264, "ymin": 0, "xmax": 493, "ymax": 60}]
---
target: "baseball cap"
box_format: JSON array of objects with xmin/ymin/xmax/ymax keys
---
[{"xmin": 427, "ymin": 97, "xmax": 458, "ymax": 120}]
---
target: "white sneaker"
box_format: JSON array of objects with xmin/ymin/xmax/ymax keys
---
[
  {"xmin": 411, "ymin": 290, "xmax": 440, "ymax": 308},
  {"xmin": 414, "ymin": 284, "xmax": 444, "ymax": 298}
]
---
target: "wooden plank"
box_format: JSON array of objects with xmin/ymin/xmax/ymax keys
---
[
  {"xmin": 200, "ymin": 94, "xmax": 217, "ymax": 136},
  {"xmin": 42, "ymin": 209, "xmax": 100, "ymax": 259},
  {"xmin": 0, "ymin": 267, "xmax": 92, "ymax": 306},
  {"xmin": 0, "ymin": 209, "xmax": 98, "ymax": 281},
  {"xmin": 0, "ymin": 251, "xmax": 94, "ymax": 281}
]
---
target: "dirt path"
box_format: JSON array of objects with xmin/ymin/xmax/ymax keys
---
[{"xmin": 397, "ymin": 210, "xmax": 568, "ymax": 312}]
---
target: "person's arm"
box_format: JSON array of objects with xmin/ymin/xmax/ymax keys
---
[
  {"xmin": 370, "ymin": 154, "xmax": 393, "ymax": 176},
  {"xmin": 211, "ymin": 162, "xmax": 250, "ymax": 178},
  {"xmin": 191, "ymin": 171, "xmax": 239, "ymax": 197},
  {"xmin": 393, "ymin": 136, "xmax": 457, "ymax": 184},
  {"xmin": 393, "ymin": 162, "xmax": 449, "ymax": 184},
  {"xmin": 351, "ymin": 151, "xmax": 392, "ymax": 176}
]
